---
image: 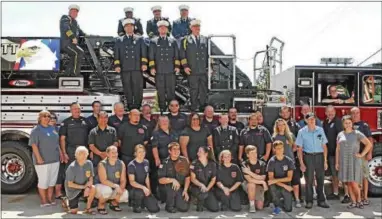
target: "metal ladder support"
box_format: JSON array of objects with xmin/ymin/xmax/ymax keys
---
[{"xmin": 208, "ymin": 34, "xmax": 237, "ymax": 90}]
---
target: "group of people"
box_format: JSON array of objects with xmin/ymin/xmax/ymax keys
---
[
  {"xmin": 60, "ymin": 4, "xmax": 208, "ymax": 112},
  {"xmin": 29, "ymin": 98, "xmax": 374, "ymax": 215}
]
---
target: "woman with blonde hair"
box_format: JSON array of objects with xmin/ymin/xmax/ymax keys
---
[{"xmin": 272, "ymin": 118, "xmax": 302, "ymax": 208}]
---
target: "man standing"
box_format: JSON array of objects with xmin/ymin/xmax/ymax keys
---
[
  {"xmin": 108, "ymin": 102, "xmax": 129, "ymax": 131},
  {"xmin": 167, "ymin": 100, "xmax": 188, "ymax": 136},
  {"xmin": 146, "ymin": 6, "xmax": 172, "ymax": 38},
  {"xmin": 86, "ymin": 101, "xmax": 102, "ymax": 131},
  {"xmin": 114, "ymin": 18, "xmax": 148, "ymax": 110},
  {"xmin": 296, "ymin": 112, "xmax": 329, "ymax": 209},
  {"xmin": 297, "ymin": 104, "xmax": 323, "ymax": 128},
  {"xmin": 172, "ymin": 5, "xmax": 194, "ymax": 40},
  {"xmin": 59, "ymin": 4, "xmax": 85, "ymax": 76},
  {"xmin": 180, "ymin": 19, "xmax": 209, "ymax": 112},
  {"xmin": 212, "ymin": 114, "xmax": 239, "ymax": 163},
  {"xmin": 117, "ymin": 7, "xmax": 143, "ymax": 36},
  {"xmin": 351, "ymin": 107, "xmax": 373, "ymax": 206},
  {"xmin": 201, "ymin": 105, "xmax": 220, "ymax": 133},
  {"xmin": 228, "ymin": 107, "xmax": 245, "ymax": 133},
  {"xmin": 279, "ymin": 106, "xmax": 300, "ymax": 137},
  {"xmin": 323, "ymin": 105, "xmax": 342, "ymax": 200},
  {"xmin": 148, "ymin": 20, "xmax": 180, "ymax": 113},
  {"xmin": 140, "ymin": 104, "xmax": 157, "ymax": 138}
]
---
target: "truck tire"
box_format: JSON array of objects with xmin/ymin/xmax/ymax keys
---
[
  {"xmin": 368, "ymin": 142, "xmax": 382, "ymax": 197},
  {"xmin": 1, "ymin": 141, "xmax": 36, "ymax": 194}
]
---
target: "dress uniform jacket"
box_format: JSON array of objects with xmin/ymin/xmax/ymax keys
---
[
  {"xmin": 146, "ymin": 17, "xmax": 172, "ymax": 38},
  {"xmin": 172, "ymin": 17, "xmax": 194, "ymax": 39},
  {"xmin": 60, "ymin": 15, "xmax": 85, "ymax": 46},
  {"xmin": 180, "ymin": 35, "xmax": 209, "ymax": 74},
  {"xmin": 148, "ymin": 36, "xmax": 180, "ymax": 73},
  {"xmin": 212, "ymin": 126, "xmax": 240, "ymax": 161},
  {"xmin": 118, "ymin": 17, "xmax": 144, "ymax": 36},
  {"xmin": 114, "ymin": 34, "xmax": 148, "ymax": 71}
]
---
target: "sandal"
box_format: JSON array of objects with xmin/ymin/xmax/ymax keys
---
[
  {"xmin": 362, "ymin": 199, "xmax": 370, "ymax": 205},
  {"xmin": 347, "ymin": 203, "xmax": 357, "ymax": 209},
  {"xmin": 357, "ymin": 202, "xmax": 364, "ymax": 209},
  {"xmin": 55, "ymin": 195, "xmax": 63, "ymax": 199},
  {"xmin": 109, "ymin": 203, "xmax": 122, "ymax": 212},
  {"xmin": 97, "ymin": 208, "xmax": 108, "ymax": 215},
  {"xmin": 83, "ymin": 208, "xmax": 96, "ymax": 215}
]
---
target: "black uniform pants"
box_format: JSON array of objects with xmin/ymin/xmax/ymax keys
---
[
  {"xmin": 130, "ymin": 188, "xmax": 160, "ymax": 213},
  {"xmin": 188, "ymin": 74, "xmax": 208, "ymax": 111},
  {"xmin": 270, "ymin": 185, "xmax": 293, "ymax": 212},
  {"xmin": 156, "ymin": 73, "xmax": 176, "ymax": 111},
  {"xmin": 215, "ymin": 188, "xmax": 242, "ymax": 212},
  {"xmin": 162, "ymin": 184, "xmax": 190, "ymax": 212},
  {"xmin": 303, "ymin": 153, "xmax": 326, "ymax": 203},
  {"xmin": 190, "ymin": 186, "xmax": 219, "ymax": 212},
  {"xmin": 56, "ymin": 162, "xmax": 66, "ymax": 185},
  {"xmin": 121, "ymin": 70, "xmax": 143, "ymax": 110},
  {"xmin": 62, "ymin": 43, "xmax": 84, "ymax": 76}
]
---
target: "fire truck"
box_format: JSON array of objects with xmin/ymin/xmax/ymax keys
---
[{"xmin": 270, "ymin": 62, "xmax": 382, "ymax": 196}]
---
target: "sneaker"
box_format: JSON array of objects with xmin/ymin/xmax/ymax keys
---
[
  {"xmin": 249, "ymin": 205, "xmax": 256, "ymax": 213},
  {"xmin": 272, "ymin": 207, "xmax": 281, "ymax": 215},
  {"xmin": 295, "ymin": 200, "xmax": 302, "ymax": 208},
  {"xmin": 326, "ymin": 193, "xmax": 340, "ymax": 200},
  {"xmin": 313, "ymin": 193, "xmax": 317, "ymax": 200},
  {"xmin": 341, "ymin": 194, "xmax": 351, "ymax": 204}
]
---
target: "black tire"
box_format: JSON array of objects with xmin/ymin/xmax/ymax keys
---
[
  {"xmin": 368, "ymin": 142, "xmax": 382, "ymax": 197},
  {"xmin": 1, "ymin": 141, "xmax": 36, "ymax": 194}
]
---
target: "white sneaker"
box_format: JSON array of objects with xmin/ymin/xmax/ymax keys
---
[
  {"xmin": 249, "ymin": 205, "xmax": 256, "ymax": 213},
  {"xmin": 295, "ymin": 200, "xmax": 302, "ymax": 208}
]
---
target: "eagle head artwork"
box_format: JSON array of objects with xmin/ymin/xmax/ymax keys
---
[{"xmin": 16, "ymin": 40, "xmax": 57, "ymax": 70}]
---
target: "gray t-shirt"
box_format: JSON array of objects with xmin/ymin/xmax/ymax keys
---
[
  {"xmin": 28, "ymin": 125, "xmax": 60, "ymax": 165},
  {"xmin": 273, "ymin": 134, "xmax": 295, "ymax": 163},
  {"xmin": 64, "ymin": 160, "xmax": 94, "ymax": 200}
]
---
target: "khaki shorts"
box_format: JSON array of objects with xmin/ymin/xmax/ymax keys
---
[
  {"xmin": 361, "ymin": 158, "xmax": 369, "ymax": 178},
  {"xmin": 242, "ymin": 181, "xmax": 265, "ymax": 201},
  {"xmin": 95, "ymin": 184, "xmax": 129, "ymax": 203}
]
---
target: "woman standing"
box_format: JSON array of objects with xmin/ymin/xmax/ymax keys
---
[
  {"xmin": 128, "ymin": 145, "xmax": 160, "ymax": 213},
  {"xmin": 180, "ymin": 113, "xmax": 213, "ymax": 161},
  {"xmin": 190, "ymin": 146, "xmax": 219, "ymax": 212},
  {"xmin": 272, "ymin": 118, "xmax": 302, "ymax": 208},
  {"xmin": 336, "ymin": 115, "xmax": 372, "ymax": 209},
  {"xmin": 29, "ymin": 110, "xmax": 61, "ymax": 207},
  {"xmin": 215, "ymin": 150, "xmax": 244, "ymax": 212}
]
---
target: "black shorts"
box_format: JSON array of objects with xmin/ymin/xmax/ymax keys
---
[
  {"xmin": 291, "ymin": 168, "xmax": 301, "ymax": 186},
  {"xmin": 68, "ymin": 191, "xmax": 83, "ymax": 209}
]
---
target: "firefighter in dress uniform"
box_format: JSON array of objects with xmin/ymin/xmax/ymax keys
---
[
  {"xmin": 180, "ymin": 19, "xmax": 209, "ymax": 112},
  {"xmin": 146, "ymin": 6, "xmax": 172, "ymax": 39},
  {"xmin": 60, "ymin": 4, "xmax": 85, "ymax": 76},
  {"xmin": 172, "ymin": 5, "xmax": 194, "ymax": 41},
  {"xmin": 114, "ymin": 18, "xmax": 148, "ymax": 110},
  {"xmin": 117, "ymin": 7, "xmax": 143, "ymax": 36},
  {"xmin": 148, "ymin": 20, "xmax": 180, "ymax": 113}
]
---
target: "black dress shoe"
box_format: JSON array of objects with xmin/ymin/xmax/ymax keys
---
[
  {"xmin": 166, "ymin": 207, "xmax": 177, "ymax": 213},
  {"xmin": 305, "ymin": 202, "xmax": 313, "ymax": 209},
  {"xmin": 318, "ymin": 202, "xmax": 330, "ymax": 208},
  {"xmin": 221, "ymin": 204, "xmax": 228, "ymax": 211},
  {"xmin": 196, "ymin": 204, "xmax": 204, "ymax": 212},
  {"xmin": 326, "ymin": 193, "xmax": 340, "ymax": 200},
  {"xmin": 133, "ymin": 206, "xmax": 142, "ymax": 213}
]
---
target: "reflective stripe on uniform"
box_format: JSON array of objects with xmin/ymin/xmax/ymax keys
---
[
  {"xmin": 114, "ymin": 60, "xmax": 120, "ymax": 65},
  {"xmin": 181, "ymin": 59, "xmax": 187, "ymax": 65},
  {"xmin": 174, "ymin": 60, "xmax": 180, "ymax": 65},
  {"xmin": 66, "ymin": 30, "xmax": 74, "ymax": 37},
  {"xmin": 141, "ymin": 58, "xmax": 148, "ymax": 63},
  {"xmin": 149, "ymin": 61, "xmax": 155, "ymax": 67}
]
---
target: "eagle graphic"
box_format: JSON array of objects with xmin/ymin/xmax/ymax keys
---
[{"xmin": 16, "ymin": 40, "xmax": 58, "ymax": 70}]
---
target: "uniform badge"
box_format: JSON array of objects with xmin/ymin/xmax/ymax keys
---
[
  {"xmin": 330, "ymin": 123, "xmax": 334, "ymax": 128},
  {"xmin": 144, "ymin": 166, "xmax": 149, "ymax": 173},
  {"xmin": 138, "ymin": 128, "xmax": 144, "ymax": 134},
  {"xmin": 169, "ymin": 43, "xmax": 172, "ymax": 47},
  {"xmin": 231, "ymin": 171, "xmax": 237, "ymax": 178},
  {"xmin": 283, "ymin": 165, "xmax": 288, "ymax": 171},
  {"xmin": 115, "ymin": 171, "xmax": 120, "ymax": 178},
  {"xmin": 255, "ymin": 169, "xmax": 260, "ymax": 174},
  {"xmin": 85, "ymin": 170, "xmax": 91, "ymax": 178}
]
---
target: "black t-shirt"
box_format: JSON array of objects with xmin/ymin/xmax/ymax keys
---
[
  {"xmin": 108, "ymin": 114, "xmax": 129, "ymax": 131},
  {"xmin": 167, "ymin": 112, "xmax": 188, "ymax": 135},
  {"xmin": 151, "ymin": 129, "xmax": 179, "ymax": 159},
  {"xmin": 216, "ymin": 163, "xmax": 244, "ymax": 188},
  {"xmin": 190, "ymin": 159, "xmax": 217, "ymax": 186},
  {"xmin": 128, "ymin": 159, "xmax": 150, "ymax": 185},
  {"xmin": 59, "ymin": 116, "xmax": 89, "ymax": 155},
  {"xmin": 353, "ymin": 121, "xmax": 372, "ymax": 152},
  {"xmin": 239, "ymin": 126, "xmax": 272, "ymax": 158},
  {"xmin": 88, "ymin": 126, "xmax": 118, "ymax": 164},
  {"xmin": 181, "ymin": 126, "xmax": 211, "ymax": 161},
  {"xmin": 201, "ymin": 117, "xmax": 220, "ymax": 133},
  {"xmin": 140, "ymin": 116, "xmax": 157, "ymax": 137},
  {"xmin": 266, "ymin": 155, "xmax": 295, "ymax": 184},
  {"xmin": 229, "ymin": 121, "xmax": 245, "ymax": 133},
  {"xmin": 241, "ymin": 159, "xmax": 266, "ymax": 177},
  {"xmin": 118, "ymin": 122, "xmax": 149, "ymax": 157},
  {"xmin": 323, "ymin": 117, "xmax": 343, "ymax": 156}
]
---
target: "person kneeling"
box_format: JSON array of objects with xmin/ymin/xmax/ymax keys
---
[
  {"xmin": 158, "ymin": 142, "xmax": 191, "ymax": 213},
  {"xmin": 241, "ymin": 145, "xmax": 268, "ymax": 213},
  {"xmin": 95, "ymin": 145, "xmax": 128, "ymax": 214},
  {"xmin": 267, "ymin": 141, "xmax": 295, "ymax": 215},
  {"xmin": 215, "ymin": 150, "xmax": 244, "ymax": 212},
  {"xmin": 190, "ymin": 146, "xmax": 219, "ymax": 212},
  {"xmin": 64, "ymin": 146, "xmax": 96, "ymax": 215},
  {"xmin": 128, "ymin": 145, "xmax": 160, "ymax": 213}
]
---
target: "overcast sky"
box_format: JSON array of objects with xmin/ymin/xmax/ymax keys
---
[{"xmin": 2, "ymin": 1, "xmax": 381, "ymax": 82}]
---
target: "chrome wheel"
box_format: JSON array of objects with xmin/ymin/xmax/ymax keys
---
[
  {"xmin": 1, "ymin": 153, "xmax": 26, "ymax": 185},
  {"xmin": 368, "ymin": 156, "xmax": 382, "ymax": 187}
]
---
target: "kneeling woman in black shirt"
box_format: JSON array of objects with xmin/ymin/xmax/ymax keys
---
[
  {"xmin": 190, "ymin": 146, "xmax": 219, "ymax": 212},
  {"xmin": 128, "ymin": 145, "xmax": 160, "ymax": 213},
  {"xmin": 215, "ymin": 150, "xmax": 244, "ymax": 212}
]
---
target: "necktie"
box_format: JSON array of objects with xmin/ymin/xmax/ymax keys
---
[{"xmin": 196, "ymin": 36, "xmax": 200, "ymax": 47}]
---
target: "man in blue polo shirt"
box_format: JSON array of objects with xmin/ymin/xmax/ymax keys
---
[{"xmin": 296, "ymin": 112, "xmax": 329, "ymax": 209}]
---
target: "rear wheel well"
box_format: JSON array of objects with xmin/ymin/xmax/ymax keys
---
[{"xmin": 1, "ymin": 132, "xmax": 30, "ymax": 147}]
